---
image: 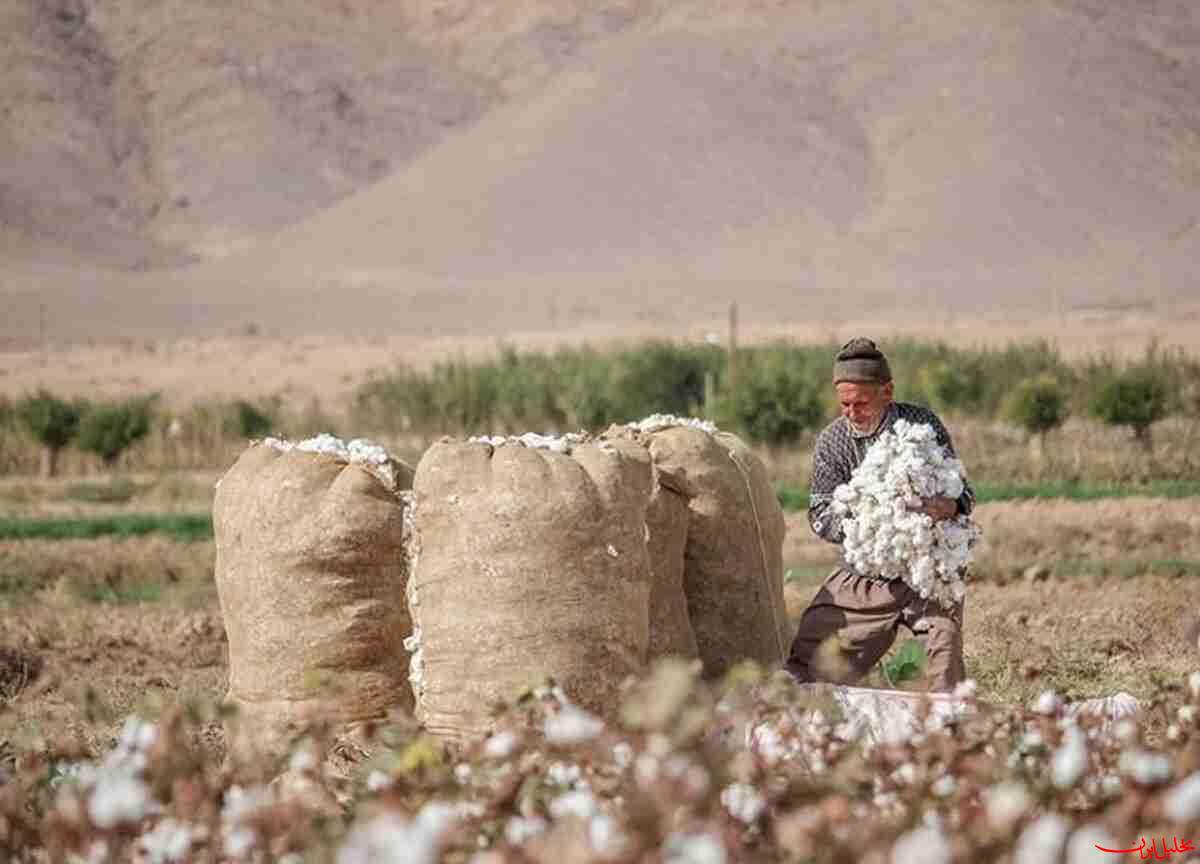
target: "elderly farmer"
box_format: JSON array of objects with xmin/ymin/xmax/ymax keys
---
[{"xmin": 785, "ymin": 338, "xmax": 975, "ymax": 691}]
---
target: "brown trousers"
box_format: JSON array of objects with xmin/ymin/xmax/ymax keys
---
[{"xmin": 785, "ymin": 568, "xmax": 965, "ymax": 692}]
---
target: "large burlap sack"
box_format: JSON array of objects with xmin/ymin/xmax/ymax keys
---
[
  {"xmin": 408, "ymin": 435, "xmax": 653, "ymax": 743},
  {"xmin": 621, "ymin": 419, "xmax": 789, "ymax": 676},
  {"xmin": 213, "ymin": 437, "xmax": 415, "ymax": 753},
  {"xmin": 602, "ymin": 427, "xmax": 698, "ymax": 662}
]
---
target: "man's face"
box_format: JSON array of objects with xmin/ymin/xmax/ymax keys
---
[{"xmin": 835, "ymin": 380, "xmax": 893, "ymax": 433}]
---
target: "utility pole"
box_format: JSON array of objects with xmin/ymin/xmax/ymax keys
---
[
  {"xmin": 728, "ymin": 301, "xmax": 739, "ymax": 400},
  {"xmin": 39, "ymin": 301, "xmax": 47, "ymax": 371}
]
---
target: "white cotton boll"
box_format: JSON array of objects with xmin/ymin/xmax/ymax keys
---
[
  {"xmin": 505, "ymin": 816, "xmax": 548, "ymax": 845},
  {"xmin": 119, "ymin": 716, "xmax": 158, "ymax": 753},
  {"xmin": 720, "ymin": 783, "xmax": 766, "ymax": 824},
  {"xmin": 663, "ymin": 832, "xmax": 727, "ymax": 864},
  {"xmin": 1018, "ymin": 730, "xmax": 1046, "ymax": 753},
  {"xmin": 1163, "ymin": 773, "xmax": 1200, "ymax": 822},
  {"xmin": 1014, "ymin": 815, "xmax": 1069, "ymax": 864},
  {"xmin": 632, "ymin": 415, "xmax": 720, "ymax": 435},
  {"xmin": 984, "ymin": 782, "xmax": 1031, "ymax": 829},
  {"xmin": 1052, "ymin": 729, "xmax": 1089, "ymax": 789},
  {"xmin": 589, "ymin": 814, "xmax": 628, "ymax": 858},
  {"xmin": 550, "ymin": 790, "xmax": 600, "ymax": 821},
  {"xmin": 634, "ymin": 754, "xmax": 660, "ymax": 785},
  {"xmin": 484, "ymin": 731, "xmax": 519, "ymax": 760},
  {"xmin": 366, "ymin": 771, "xmax": 393, "ymax": 792},
  {"xmin": 1066, "ymin": 824, "xmax": 1119, "ymax": 864},
  {"xmin": 88, "ymin": 774, "xmax": 151, "ymax": 828},
  {"xmin": 469, "ymin": 432, "xmax": 589, "ymax": 454},
  {"xmin": 1112, "ymin": 719, "xmax": 1138, "ymax": 743},
  {"xmin": 224, "ymin": 827, "xmax": 256, "ymax": 859},
  {"xmin": 892, "ymin": 826, "xmax": 952, "ymax": 864},
  {"xmin": 265, "ymin": 434, "xmax": 405, "ymax": 489},
  {"xmin": 1033, "ymin": 690, "xmax": 1061, "ymax": 716},
  {"xmin": 1189, "ymin": 672, "xmax": 1200, "ymax": 700},
  {"xmin": 1118, "ymin": 748, "xmax": 1173, "ymax": 785},
  {"xmin": 1179, "ymin": 705, "xmax": 1197, "ymax": 724},
  {"xmin": 751, "ymin": 723, "xmax": 789, "ymax": 765},
  {"xmin": 545, "ymin": 706, "xmax": 605, "ymax": 746},
  {"xmin": 546, "ymin": 761, "xmax": 583, "ymax": 788},
  {"xmin": 221, "ymin": 784, "xmax": 274, "ymax": 835},
  {"xmin": 404, "ymin": 627, "xmax": 425, "ymax": 696},
  {"xmin": 337, "ymin": 812, "xmax": 437, "ymax": 864},
  {"xmin": 931, "ymin": 775, "xmax": 957, "ymax": 798},
  {"xmin": 136, "ymin": 819, "xmax": 196, "ymax": 864}
]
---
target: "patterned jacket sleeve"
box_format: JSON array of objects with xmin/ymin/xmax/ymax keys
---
[
  {"xmin": 808, "ymin": 425, "xmax": 851, "ymax": 544},
  {"xmin": 928, "ymin": 412, "xmax": 976, "ymax": 516}
]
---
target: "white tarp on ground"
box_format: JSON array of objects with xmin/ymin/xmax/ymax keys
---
[{"xmin": 752, "ymin": 684, "xmax": 1141, "ymax": 752}]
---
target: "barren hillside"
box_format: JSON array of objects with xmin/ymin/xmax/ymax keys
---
[{"xmin": 3, "ymin": 0, "xmax": 1199, "ymax": 345}]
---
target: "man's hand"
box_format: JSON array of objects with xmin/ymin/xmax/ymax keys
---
[{"xmin": 911, "ymin": 496, "xmax": 958, "ymax": 522}]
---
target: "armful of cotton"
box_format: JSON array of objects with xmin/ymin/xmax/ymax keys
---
[{"xmin": 831, "ymin": 419, "xmax": 981, "ymax": 606}]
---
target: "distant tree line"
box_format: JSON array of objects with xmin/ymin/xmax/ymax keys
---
[
  {"xmin": 1, "ymin": 339, "xmax": 1195, "ymax": 475},
  {"xmin": 350, "ymin": 339, "xmax": 1199, "ymax": 449}
]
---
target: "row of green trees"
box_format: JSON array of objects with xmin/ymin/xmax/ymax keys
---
[
  {"xmin": 6, "ymin": 392, "xmax": 156, "ymax": 477},
  {"xmin": 3, "ymin": 339, "xmax": 1194, "ymax": 476},
  {"xmin": 350, "ymin": 340, "xmax": 1199, "ymax": 448},
  {"xmin": 0, "ymin": 388, "xmax": 349, "ymax": 476},
  {"xmin": 0, "ymin": 393, "xmax": 287, "ymax": 477}
]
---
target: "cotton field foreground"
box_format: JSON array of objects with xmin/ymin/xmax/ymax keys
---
[{"xmin": 3, "ymin": 656, "xmax": 1200, "ymax": 863}]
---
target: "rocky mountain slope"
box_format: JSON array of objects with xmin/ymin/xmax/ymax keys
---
[{"xmin": 3, "ymin": 0, "xmax": 1199, "ymax": 344}]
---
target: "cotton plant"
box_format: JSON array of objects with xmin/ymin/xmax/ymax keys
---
[
  {"xmin": 6, "ymin": 669, "xmax": 1197, "ymax": 864},
  {"xmin": 831, "ymin": 419, "xmax": 981, "ymax": 606}
]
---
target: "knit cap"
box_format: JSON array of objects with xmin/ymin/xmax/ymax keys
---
[{"xmin": 832, "ymin": 337, "xmax": 892, "ymax": 384}]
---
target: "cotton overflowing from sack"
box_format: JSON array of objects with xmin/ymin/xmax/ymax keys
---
[
  {"xmin": 607, "ymin": 416, "xmax": 790, "ymax": 677},
  {"xmin": 407, "ymin": 435, "xmax": 654, "ymax": 743},
  {"xmin": 213, "ymin": 435, "xmax": 415, "ymax": 757}
]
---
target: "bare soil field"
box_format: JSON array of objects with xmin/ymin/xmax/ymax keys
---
[{"xmin": 2, "ymin": 497, "xmax": 1197, "ymax": 758}]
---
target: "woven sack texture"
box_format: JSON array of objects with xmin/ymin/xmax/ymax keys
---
[
  {"xmin": 213, "ymin": 442, "xmax": 414, "ymax": 752},
  {"xmin": 409, "ymin": 437, "xmax": 653, "ymax": 743},
  {"xmin": 640, "ymin": 426, "xmax": 788, "ymax": 675}
]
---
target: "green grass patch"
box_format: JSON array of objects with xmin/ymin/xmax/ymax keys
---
[
  {"xmin": 776, "ymin": 479, "xmax": 1200, "ymax": 511},
  {"xmin": 0, "ymin": 513, "xmax": 212, "ymax": 542},
  {"xmin": 1019, "ymin": 558, "xmax": 1200, "ymax": 581},
  {"xmin": 973, "ymin": 479, "xmax": 1200, "ymax": 502},
  {"xmin": 783, "ymin": 565, "xmax": 832, "ymax": 587},
  {"xmin": 60, "ymin": 478, "xmax": 143, "ymax": 504}
]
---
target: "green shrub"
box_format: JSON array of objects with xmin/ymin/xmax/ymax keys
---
[
  {"xmin": 14, "ymin": 390, "xmax": 83, "ymax": 477},
  {"xmin": 1087, "ymin": 360, "xmax": 1169, "ymax": 450},
  {"xmin": 77, "ymin": 397, "xmax": 156, "ymax": 467},
  {"xmin": 554, "ymin": 348, "xmax": 620, "ymax": 430},
  {"xmin": 1002, "ymin": 375, "xmax": 1069, "ymax": 441},
  {"xmin": 494, "ymin": 348, "xmax": 567, "ymax": 431},
  {"xmin": 718, "ymin": 348, "xmax": 825, "ymax": 447},
  {"xmin": 430, "ymin": 358, "xmax": 501, "ymax": 434},
  {"xmin": 350, "ymin": 367, "xmax": 434, "ymax": 434},
  {"xmin": 606, "ymin": 342, "xmax": 723, "ymax": 423},
  {"xmin": 234, "ymin": 399, "xmax": 275, "ymax": 439},
  {"xmin": 916, "ymin": 360, "xmax": 987, "ymax": 415}
]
